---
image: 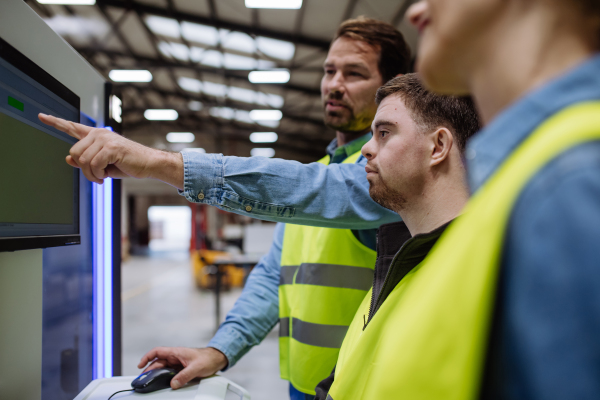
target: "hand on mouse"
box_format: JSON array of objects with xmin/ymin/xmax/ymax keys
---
[{"xmin": 137, "ymin": 347, "xmax": 228, "ymax": 390}]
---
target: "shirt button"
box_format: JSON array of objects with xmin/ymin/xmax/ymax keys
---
[
  {"xmin": 245, "ymin": 205, "xmax": 253, "ymax": 212},
  {"xmin": 197, "ymin": 193, "xmax": 205, "ymax": 200}
]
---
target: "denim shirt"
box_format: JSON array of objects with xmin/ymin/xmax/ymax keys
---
[
  {"xmin": 207, "ymin": 134, "xmax": 382, "ymax": 369},
  {"xmin": 467, "ymin": 54, "xmax": 600, "ymax": 399},
  {"xmin": 179, "ymin": 138, "xmax": 400, "ymax": 230}
]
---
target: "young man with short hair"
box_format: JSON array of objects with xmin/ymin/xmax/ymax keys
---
[{"xmin": 313, "ymin": 73, "xmax": 480, "ymax": 400}]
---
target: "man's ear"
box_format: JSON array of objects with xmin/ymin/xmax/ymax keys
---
[{"xmin": 430, "ymin": 127, "xmax": 453, "ymax": 166}]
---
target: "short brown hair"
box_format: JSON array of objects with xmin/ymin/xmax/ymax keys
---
[
  {"xmin": 375, "ymin": 74, "xmax": 481, "ymax": 151},
  {"xmin": 333, "ymin": 17, "xmax": 412, "ymax": 84}
]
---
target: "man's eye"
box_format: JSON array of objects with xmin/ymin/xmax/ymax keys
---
[
  {"xmin": 349, "ymin": 72, "xmax": 363, "ymax": 77},
  {"xmin": 325, "ymin": 69, "xmax": 335, "ymax": 75},
  {"xmin": 380, "ymin": 131, "xmax": 389, "ymax": 138}
]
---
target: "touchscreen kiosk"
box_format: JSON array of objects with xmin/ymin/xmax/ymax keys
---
[{"xmin": 0, "ymin": 36, "xmax": 81, "ymax": 251}]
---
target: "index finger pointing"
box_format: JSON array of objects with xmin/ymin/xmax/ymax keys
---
[{"xmin": 38, "ymin": 113, "xmax": 93, "ymax": 140}]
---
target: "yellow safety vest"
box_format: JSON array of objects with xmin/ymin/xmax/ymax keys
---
[
  {"xmin": 279, "ymin": 151, "xmax": 377, "ymax": 395},
  {"xmin": 328, "ymin": 102, "xmax": 600, "ymax": 399}
]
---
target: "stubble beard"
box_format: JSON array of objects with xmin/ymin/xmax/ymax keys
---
[
  {"xmin": 368, "ymin": 176, "xmax": 407, "ymax": 214},
  {"xmin": 323, "ymin": 108, "xmax": 373, "ymax": 134}
]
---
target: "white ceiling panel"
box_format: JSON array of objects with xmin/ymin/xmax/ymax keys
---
[
  {"xmin": 173, "ymin": 0, "xmax": 211, "ymax": 17},
  {"xmin": 152, "ymin": 69, "xmax": 175, "ymax": 91},
  {"xmin": 257, "ymin": 9, "xmax": 298, "ymax": 35},
  {"xmin": 105, "ymin": 6, "xmax": 127, "ymax": 22},
  {"xmin": 350, "ymin": 0, "xmax": 401, "ymax": 23},
  {"xmin": 215, "ymin": 0, "xmax": 253, "ymax": 25},
  {"xmin": 301, "ymin": 0, "xmax": 347, "ymax": 40},
  {"xmin": 119, "ymin": 12, "xmax": 158, "ymax": 58},
  {"xmin": 102, "ymin": 34, "xmax": 127, "ymax": 53}
]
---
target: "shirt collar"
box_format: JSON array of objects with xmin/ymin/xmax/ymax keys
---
[
  {"xmin": 326, "ymin": 132, "xmax": 372, "ymax": 164},
  {"xmin": 466, "ymin": 53, "xmax": 600, "ymax": 193}
]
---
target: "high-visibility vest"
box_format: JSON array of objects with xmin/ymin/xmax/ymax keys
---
[
  {"xmin": 328, "ymin": 102, "xmax": 600, "ymax": 400},
  {"xmin": 279, "ymin": 151, "xmax": 377, "ymax": 395}
]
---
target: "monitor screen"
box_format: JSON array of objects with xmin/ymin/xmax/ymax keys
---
[{"xmin": 0, "ymin": 36, "xmax": 81, "ymax": 252}]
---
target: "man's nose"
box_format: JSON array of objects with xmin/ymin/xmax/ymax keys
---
[
  {"xmin": 361, "ymin": 139, "xmax": 375, "ymax": 159},
  {"xmin": 327, "ymin": 71, "xmax": 345, "ymax": 94},
  {"xmin": 406, "ymin": 1, "xmax": 428, "ymax": 29}
]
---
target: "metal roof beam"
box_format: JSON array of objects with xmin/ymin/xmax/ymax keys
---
[
  {"xmin": 95, "ymin": 0, "xmax": 332, "ymax": 50},
  {"xmin": 123, "ymin": 119, "xmax": 328, "ymax": 159},
  {"xmin": 76, "ymin": 47, "xmax": 322, "ymax": 96}
]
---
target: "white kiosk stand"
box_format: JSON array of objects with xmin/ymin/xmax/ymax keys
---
[{"xmin": 74, "ymin": 375, "xmax": 250, "ymax": 400}]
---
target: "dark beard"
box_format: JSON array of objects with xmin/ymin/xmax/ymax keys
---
[
  {"xmin": 368, "ymin": 180, "xmax": 407, "ymax": 213},
  {"xmin": 323, "ymin": 109, "xmax": 373, "ymax": 134},
  {"xmin": 323, "ymin": 110, "xmax": 357, "ymax": 132}
]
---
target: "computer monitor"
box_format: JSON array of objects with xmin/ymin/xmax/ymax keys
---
[{"xmin": 0, "ymin": 36, "xmax": 81, "ymax": 252}]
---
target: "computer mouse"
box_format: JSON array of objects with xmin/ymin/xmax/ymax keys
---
[{"xmin": 131, "ymin": 367, "xmax": 177, "ymax": 393}]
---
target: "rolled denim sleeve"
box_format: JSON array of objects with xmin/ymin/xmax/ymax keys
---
[
  {"xmin": 207, "ymin": 223, "xmax": 284, "ymax": 369},
  {"xmin": 179, "ymin": 149, "xmax": 400, "ymax": 229}
]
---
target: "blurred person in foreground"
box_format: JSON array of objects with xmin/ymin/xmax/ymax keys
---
[
  {"xmin": 320, "ymin": 1, "xmax": 600, "ymax": 399},
  {"xmin": 38, "ymin": 18, "xmax": 411, "ymax": 400}
]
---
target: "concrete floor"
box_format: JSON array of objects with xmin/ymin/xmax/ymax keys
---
[{"xmin": 121, "ymin": 251, "xmax": 289, "ymax": 400}]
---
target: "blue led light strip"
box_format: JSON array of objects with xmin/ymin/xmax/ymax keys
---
[
  {"xmin": 104, "ymin": 178, "xmax": 113, "ymax": 378},
  {"xmin": 93, "ymin": 178, "xmax": 113, "ymax": 379}
]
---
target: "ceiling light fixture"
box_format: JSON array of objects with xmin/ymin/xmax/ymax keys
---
[
  {"xmin": 110, "ymin": 96, "xmax": 122, "ymax": 124},
  {"xmin": 38, "ymin": 0, "xmax": 96, "ymax": 4},
  {"xmin": 108, "ymin": 70, "xmax": 153, "ymax": 83},
  {"xmin": 166, "ymin": 132, "xmax": 195, "ymax": 143},
  {"xmin": 144, "ymin": 109, "xmax": 178, "ymax": 121},
  {"xmin": 245, "ymin": 0, "xmax": 302, "ymax": 9},
  {"xmin": 251, "ymin": 148, "xmax": 276, "ymax": 157},
  {"xmin": 250, "ymin": 132, "xmax": 278, "ymax": 143},
  {"xmin": 145, "ymin": 15, "xmax": 180, "ymax": 38},
  {"xmin": 249, "ymin": 70, "xmax": 291, "ymax": 84},
  {"xmin": 256, "ymin": 37, "xmax": 296, "ymax": 60},
  {"xmin": 249, "ymin": 110, "xmax": 283, "ymax": 121}
]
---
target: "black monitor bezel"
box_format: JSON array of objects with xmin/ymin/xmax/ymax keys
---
[{"xmin": 0, "ymin": 36, "xmax": 81, "ymax": 252}]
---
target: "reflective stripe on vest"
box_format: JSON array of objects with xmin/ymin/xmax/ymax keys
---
[
  {"xmin": 329, "ymin": 102, "xmax": 600, "ymax": 400},
  {"xmin": 279, "ymin": 150, "xmax": 377, "ymax": 395}
]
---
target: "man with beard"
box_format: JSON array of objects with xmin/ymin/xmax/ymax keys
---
[
  {"xmin": 313, "ymin": 73, "xmax": 480, "ymax": 400},
  {"xmin": 138, "ymin": 19, "xmax": 408, "ymax": 400},
  {"xmin": 38, "ymin": 18, "xmax": 410, "ymax": 400},
  {"xmin": 139, "ymin": 19, "xmax": 410, "ymax": 400}
]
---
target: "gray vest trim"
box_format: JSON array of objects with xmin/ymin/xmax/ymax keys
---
[
  {"xmin": 279, "ymin": 317, "xmax": 290, "ymax": 337},
  {"xmin": 280, "ymin": 265, "xmax": 299, "ymax": 285},
  {"xmin": 326, "ymin": 395, "xmax": 334, "ymax": 400},
  {"xmin": 279, "ymin": 317, "xmax": 349, "ymax": 349},
  {"xmin": 294, "ymin": 263, "xmax": 373, "ymax": 291}
]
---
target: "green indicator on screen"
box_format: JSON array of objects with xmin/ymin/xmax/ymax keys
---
[{"xmin": 8, "ymin": 96, "xmax": 24, "ymax": 112}]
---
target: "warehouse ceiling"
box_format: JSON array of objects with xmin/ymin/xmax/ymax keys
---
[{"xmin": 25, "ymin": 0, "xmax": 419, "ymax": 163}]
